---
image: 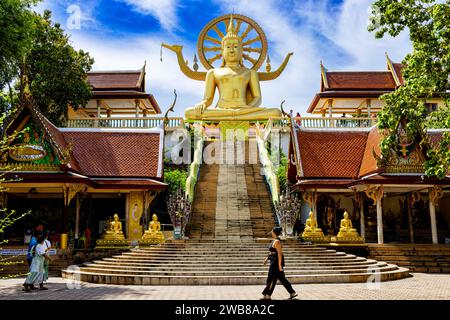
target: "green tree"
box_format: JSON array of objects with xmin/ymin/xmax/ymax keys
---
[
  {"xmin": 23, "ymin": 10, "xmax": 94, "ymax": 126},
  {"xmin": 0, "ymin": 112, "xmax": 30, "ymax": 279},
  {"xmin": 164, "ymin": 168, "xmax": 188, "ymax": 193},
  {"xmin": 1, "ymin": 2, "xmax": 94, "ymax": 126},
  {"xmin": 368, "ymin": 0, "xmax": 450, "ymax": 178},
  {"xmin": 0, "ymin": 0, "xmax": 37, "ymax": 113}
]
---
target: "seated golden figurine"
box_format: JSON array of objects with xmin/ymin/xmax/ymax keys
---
[
  {"xmin": 142, "ymin": 214, "xmax": 165, "ymax": 242},
  {"xmin": 302, "ymin": 211, "xmax": 325, "ymax": 237},
  {"xmin": 337, "ymin": 211, "xmax": 360, "ymax": 238},
  {"xmin": 102, "ymin": 213, "xmax": 125, "ymax": 240},
  {"xmin": 184, "ymin": 16, "xmax": 282, "ymax": 121}
]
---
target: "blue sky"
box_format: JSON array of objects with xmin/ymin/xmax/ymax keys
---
[{"xmin": 35, "ymin": 0, "xmax": 412, "ymax": 116}]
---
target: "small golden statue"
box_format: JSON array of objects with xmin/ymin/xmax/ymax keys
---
[
  {"xmin": 141, "ymin": 214, "xmax": 165, "ymax": 243},
  {"xmin": 302, "ymin": 211, "xmax": 325, "ymax": 238},
  {"xmin": 337, "ymin": 211, "xmax": 359, "ymax": 237},
  {"xmin": 184, "ymin": 16, "xmax": 282, "ymax": 121},
  {"xmin": 334, "ymin": 211, "xmax": 364, "ymax": 243},
  {"xmin": 102, "ymin": 214, "xmax": 125, "ymax": 240}
]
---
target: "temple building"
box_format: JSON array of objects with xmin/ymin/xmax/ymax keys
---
[
  {"xmin": 306, "ymin": 54, "xmax": 444, "ymax": 121},
  {"xmin": 288, "ymin": 55, "xmax": 450, "ymax": 245},
  {"xmin": 0, "ymin": 76, "xmax": 166, "ymax": 247},
  {"xmin": 68, "ymin": 63, "xmax": 161, "ymax": 126},
  {"xmin": 4, "ymin": 13, "xmax": 450, "ymax": 286}
]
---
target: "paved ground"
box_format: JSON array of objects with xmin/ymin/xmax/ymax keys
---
[{"xmin": 0, "ymin": 273, "xmax": 449, "ymax": 300}]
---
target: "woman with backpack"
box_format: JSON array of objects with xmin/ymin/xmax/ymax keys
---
[{"xmin": 23, "ymin": 236, "xmax": 51, "ymax": 292}]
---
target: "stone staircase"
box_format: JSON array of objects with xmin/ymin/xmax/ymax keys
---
[
  {"xmin": 62, "ymin": 138, "xmax": 410, "ymax": 285},
  {"xmin": 186, "ymin": 163, "xmax": 219, "ymax": 239},
  {"xmin": 62, "ymin": 240, "xmax": 410, "ymax": 285},
  {"xmin": 186, "ymin": 139, "xmax": 277, "ymax": 240},
  {"xmin": 368, "ymin": 244, "xmax": 450, "ymax": 273}
]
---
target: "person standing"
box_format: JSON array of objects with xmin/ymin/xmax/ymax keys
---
[
  {"xmin": 261, "ymin": 227, "xmax": 298, "ymax": 300},
  {"xmin": 43, "ymin": 232, "xmax": 52, "ymax": 282},
  {"xmin": 26, "ymin": 231, "xmax": 39, "ymax": 267},
  {"xmin": 23, "ymin": 236, "xmax": 51, "ymax": 292}
]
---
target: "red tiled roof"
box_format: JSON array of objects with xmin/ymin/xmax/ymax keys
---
[
  {"xmin": 296, "ymin": 130, "xmax": 368, "ymax": 178},
  {"xmin": 62, "ymin": 130, "xmax": 161, "ymax": 178},
  {"xmin": 358, "ymin": 126, "xmax": 382, "ymax": 178},
  {"xmin": 325, "ymin": 72, "xmax": 396, "ymax": 90},
  {"xmin": 87, "ymin": 71, "xmax": 143, "ymax": 91}
]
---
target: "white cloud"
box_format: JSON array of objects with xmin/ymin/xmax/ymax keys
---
[
  {"xmin": 70, "ymin": 33, "xmax": 203, "ymax": 117},
  {"xmin": 61, "ymin": 0, "xmax": 412, "ymax": 116},
  {"xmin": 214, "ymin": 0, "xmax": 412, "ymax": 114},
  {"xmin": 118, "ymin": 0, "xmax": 178, "ymax": 32}
]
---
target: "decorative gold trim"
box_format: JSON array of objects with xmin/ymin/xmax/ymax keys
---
[
  {"xmin": 320, "ymin": 61, "xmax": 329, "ymax": 89},
  {"xmin": 0, "ymin": 162, "xmax": 60, "ymax": 172},
  {"xmin": 8, "ymin": 144, "xmax": 47, "ymax": 162},
  {"xmin": 429, "ymin": 186, "xmax": 444, "ymax": 205},
  {"xmin": 365, "ymin": 185, "xmax": 384, "ymax": 205},
  {"xmin": 63, "ymin": 183, "xmax": 86, "ymax": 206}
]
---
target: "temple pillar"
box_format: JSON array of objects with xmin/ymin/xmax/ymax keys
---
[
  {"xmin": 327, "ymin": 99, "xmax": 333, "ymax": 123},
  {"xmin": 96, "ymin": 99, "xmax": 101, "ymax": 117},
  {"xmin": 376, "ymin": 195, "xmax": 383, "ymax": 244},
  {"xmin": 74, "ymin": 193, "xmax": 81, "ymax": 241},
  {"xmin": 0, "ymin": 192, "xmax": 8, "ymax": 212},
  {"xmin": 366, "ymin": 99, "xmax": 371, "ymax": 122},
  {"xmin": 358, "ymin": 192, "xmax": 365, "ymax": 238},
  {"xmin": 95, "ymin": 99, "xmax": 102, "ymax": 127},
  {"xmin": 365, "ymin": 186, "xmax": 384, "ymax": 244},
  {"xmin": 407, "ymin": 192, "xmax": 421, "ymax": 243},
  {"xmin": 135, "ymin": 99, "xmax": 140, "ymax": 118},
  {"xmin": 127, "ymin": 191, "xmax": 157, "ymax": 241},
  {"xmin": 303, "ymin": 190, "xmax": 317, "ymax": 219},
  {"xmin": 63, "ymin": 184, "xmax": 86, "ymax": 242},
  {"xmin": 429, "ymin": 187, "xmax": 443, "ymax": 244}
]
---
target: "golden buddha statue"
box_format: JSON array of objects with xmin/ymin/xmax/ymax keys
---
[
  {"xmin": 302, "ymin": 211, "xmax": 325, "ymax": 238},
  {"xmin": 102, "ymin": 213, "xmax": 125, "ymax": 240},
  {"xmin": 142, "ymin": 214, "xmax": 165, "ymax": 242},
  {"xmin": 184, "ymin": 16, "xmax": 282, "ymax": 121},
  {"xmin": 337, "ymin": 211, "xmax": 360, "ymax": 238}
]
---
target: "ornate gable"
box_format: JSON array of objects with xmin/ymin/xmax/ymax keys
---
[
  {"xmin": 1, "ymin": 103, "xmax": 70, "ymax": 171},
  {"xmin": 379, "ymin": 120, "xmax": 426, "ymax": 174}
]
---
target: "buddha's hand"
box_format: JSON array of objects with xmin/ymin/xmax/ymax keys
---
[{"xmin": 194, "ymin": 102, "xmax": 206, "ymax": 117}]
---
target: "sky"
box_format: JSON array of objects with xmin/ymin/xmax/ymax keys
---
[{"xmin": 34, "ymin": 0, "xmax": 412, "ymax": 116}]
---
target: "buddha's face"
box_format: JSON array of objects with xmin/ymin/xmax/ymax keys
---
[
  {"xmin": 152, "ymin": 214, "xmax": 157, "ymax": 221},
  {"xmin": 344, "ymin": 212, "xmax": 348, "ymax": 219},
  {"xmin": 222, "ymin": 38, "xmax": 242, "ymax": 65},
  {"xmin": 114, "ymin": 214, "xmax": 119, "ymax": 221},
  {"xmin": 309, "ymin": 212, "xmax": 314, "ymax": 219}
]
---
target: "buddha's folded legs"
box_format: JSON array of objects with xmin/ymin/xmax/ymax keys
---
[{"xmin": 185, "ymin": 107, "xmax": 282, "ymax": 121}]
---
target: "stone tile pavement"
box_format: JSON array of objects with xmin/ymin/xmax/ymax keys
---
[{"xmin": 0, "ymin": 273, "xmax": 449, "ymax": 300}]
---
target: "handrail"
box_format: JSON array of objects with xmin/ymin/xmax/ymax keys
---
[
  {"xmin": 255, "ymin": 120, "xmax": 280, "ymax": 216},
  {"xmin": 66, "ymin": 117, "xmax": 184, "ymax": 128},
  {"xmin": 292, "ymin": 116, "xmax": 376, "ymax": 128},
  {"xmin": 185, "ymin": 123, "xmax": 204, "ymax": 203},
  {"xmin": 67, "ymin": 116, "xmax": 376, "ymax": 129}
]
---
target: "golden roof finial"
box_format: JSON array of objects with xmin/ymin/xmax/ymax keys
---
[{"xmin": 222, "ymin": 14, "xmax": 241, "ymax": 45}]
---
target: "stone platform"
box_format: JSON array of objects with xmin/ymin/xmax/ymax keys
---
[{"xmin": 62, "ymin": 240, "xmax": 410, "ymax": 285}]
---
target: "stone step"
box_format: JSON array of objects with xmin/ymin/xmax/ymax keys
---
[
  {"xmin": 78, "ymin": 264, "xmax": 398, "ymax": 276},
  {"xmin": 84, "ymin": 262, "xmax": 386, "ymax": 272},
  {"xmin": 87, "ymin": 259, "xmax": 375, "ymax": 268},
  {"xmin": 105, "ymin": 256, "xmax": 356, "ymax": 264},
  {"xmin": 62, "ymin": 266, "xmax": 411, "ymax": 285}
]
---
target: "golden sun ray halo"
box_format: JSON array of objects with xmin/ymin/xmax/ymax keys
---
[{"xmin": 197, "ymin": 14, "xmax": 268, "ymax": 71}]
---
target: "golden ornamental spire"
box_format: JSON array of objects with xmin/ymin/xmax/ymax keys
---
[{"xmin": 222, "ymin": 14, "xmax": 241, "ymax": 44}]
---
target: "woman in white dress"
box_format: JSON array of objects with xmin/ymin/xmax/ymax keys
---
[
  {"xmin": 23, "ymin": 236, "xmax": 51, "ymax": 292},
  {"xmin": 43, "ymin": 232, "xmax": 52, "ymax": 282}
]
